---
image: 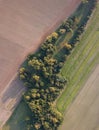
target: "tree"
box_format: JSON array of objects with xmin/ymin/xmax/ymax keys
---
[
  {"xmin": 28, "ymin": 57, "xmax": 43, "ymax": 71},
  {"xmin": 61, "ymin": 19, "xmax": 74, "ymax": 32},
  {"xmin": 46, "ymin": 32, "xmax": 59, "ymax": 43},
  {"xmin": 41, "ymin": 43, "xmax": 56, "ymax": 56},
  {"xmin": 46, "ymin": 35, "xmax": 52, "ymax": 43},
  {"xmin": 34, "ymin": 123, "xmax": 41, "ymax": 130},
  {"xmin": 64, "ymin": 43, "xmax": 72, "ymax": 50},
  {"xmin": 32, "ymin": 75, "xmax": 40, "ymax": 82},
  {"xmin": 44, "ymin": 57, "xmax": 57, "ymax": 66},
  {"xmin": 82, "ymin": 0, "xmax": 88, "ymax": 4},
  {"xmin": 19, "ymin": 74, "xmax": 25, "ymax": 80},
  {"xmin": 19, "ymin": 67, "xmax": 26, "ymax": 74},
  {"xmin": 24, "ymin": 95, "xmax": 31, "ymax": 101},
  {"xmin": 49, "ymin": 87, "xmax": 56, "ymax": 93},
  {"xmin": 43, "ymin": 122, "xmax": 50, "ymax": 130},
  {"xmin": 46, "ymin": 44, "xmax": 56, "ymax": 55},
  {"xmin": 51, "ymin": 32, "xmax": 59, "ymax": 41},
  {"xmin": 58, "ymin": 29, "xmax": 66, "ymax": 35}
]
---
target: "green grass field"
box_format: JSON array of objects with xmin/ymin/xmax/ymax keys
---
[{"xmin": 56, "ymin": 3, "xmax": 99, "ymax": 113}]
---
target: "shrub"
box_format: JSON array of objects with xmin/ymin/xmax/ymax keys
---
[
  {"xmin": 45, "ymin": 32, "xmax": 59, "ymax": 43},
  {"xmin": 58, "ymin": 29, "xmax": 66, "ymax": 35},
  {"xmin": 64, "ymin": 43, "xmax": 72, "ymax": 50}
]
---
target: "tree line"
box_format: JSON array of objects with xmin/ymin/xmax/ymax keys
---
[{"xmin": 19, "ymin": 0, "xmax": 97, "ymax": 129}]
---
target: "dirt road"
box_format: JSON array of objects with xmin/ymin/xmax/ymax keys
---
[
  {"xmin": 0, "ymin": 0, "xmax": 80, "ymax": 127},
  {"xmin": 60, "ymin": 64, "xmax": 99, "ymax": 130}
]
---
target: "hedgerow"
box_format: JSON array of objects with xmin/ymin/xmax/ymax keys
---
[{"xmin": 19, "ymin": 0, "xmax": 97, "ymax": 129}]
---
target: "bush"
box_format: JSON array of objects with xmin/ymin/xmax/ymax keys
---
[
  {"xmin": 58, "ymin": 29, "xmax": 66, "ymax": 35},
  {"xmin": 45, "ymin": 32, "xmax": 59, "ymax": 43},
  {"xmin": 64, "ymin": 43, "xmax": 72, "ymax": 50}
]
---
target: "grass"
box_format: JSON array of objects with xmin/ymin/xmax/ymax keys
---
[
  {"xmin": 56, "ymin": 3, "xmax": 99, "ymax": 113},
  {"xmin": 3, "ymin": 100, "xmax": 31, "ymax": 130}
]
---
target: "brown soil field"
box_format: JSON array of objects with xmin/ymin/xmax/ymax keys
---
[
  {"xmin": 60, "ymin": 64, "xmax": 99, "ymax": 130},
  {"xmin": 0, "ymin": 0, "xmax": 80, "ymax": 127},
  {"xmin": 0, "ymin": 0, "xmax": 80, "ymax": 93}
]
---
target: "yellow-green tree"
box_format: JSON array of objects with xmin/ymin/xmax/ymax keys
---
[
  {"xmin": 64, "ymin": 43, "xmax": 72, "ymax": 50},
  {"xmin": 46, "ymin": 32, "xmax": 59, "ymax": 43},
  {"xmin": 32, "ymin": 75, "xmax": 40, "ymax": 82}
]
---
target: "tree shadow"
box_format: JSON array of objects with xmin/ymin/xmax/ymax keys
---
[{"xmin": 1, "ymin": 76, "xmax": 25, "ymax": 111}]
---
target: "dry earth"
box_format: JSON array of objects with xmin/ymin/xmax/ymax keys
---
[
  {"xmin": 0, "ymin": 0, "xmax": 80, "ymax": 128},
  {"xmin": 60, "ymin": 64, "xmax": 99, "ymax": 130}
]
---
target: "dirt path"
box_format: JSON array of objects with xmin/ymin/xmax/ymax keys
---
[
  {"xmin": 60, "ymin": 64, "xmax": 99, "ymax": 130},
  {"xmin": 0, "ymin": 0, "xmax": 80, "ymax": 128}
]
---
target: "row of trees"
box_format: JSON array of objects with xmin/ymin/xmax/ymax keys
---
[
  {"xmin": 19, "ymin": 0, "xmax": 97, "ymax": 129},
  {"xmin": 70, "ymin": 0, "xmax": 97, "ymax": 45},
  {"xmin": 19, "ymin": 30, "xmax": 66, "ymax": 129}
]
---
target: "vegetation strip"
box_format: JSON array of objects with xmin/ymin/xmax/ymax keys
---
[{"xmin": 57, "ymin": 1, "xmax": 99, "ymax": 113}]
